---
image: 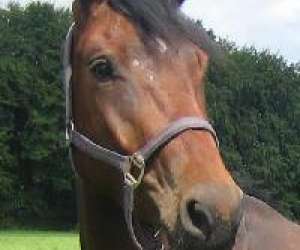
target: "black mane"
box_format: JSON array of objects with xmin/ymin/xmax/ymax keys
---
[{"xmin": 81, "ymin": 0, "xmax": 220, "ymax": 60}]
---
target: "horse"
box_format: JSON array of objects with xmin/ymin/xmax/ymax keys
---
[{"xmin": 62, "ymin": 0, "xmax": 300, "ymax": 249}]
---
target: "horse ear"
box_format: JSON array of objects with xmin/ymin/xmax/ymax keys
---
[
  {"xmin": 170, "ymin": 0, "xmax": 186, "ymax": 7},
  {"xmin": 176, "ymin": 0, "xmax": 185, "ymax": 6}
]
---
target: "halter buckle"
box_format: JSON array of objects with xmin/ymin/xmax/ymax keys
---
[
  {"xmin": 66, "ymin": 121, "xmax": 74, "ymax": 144},
  {"xmin": 125, "ymin": 153, "xmax": 145, "ymax": 189}
]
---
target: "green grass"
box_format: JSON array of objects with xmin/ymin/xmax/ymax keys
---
[{"xmin": 0, "ymin": 231, "xmax": 80, "ymax": 250}]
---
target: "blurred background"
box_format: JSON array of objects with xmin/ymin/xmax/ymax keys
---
[{"xmin": 0, "ymin": 1, "xmax": 299, "ymax": 248}]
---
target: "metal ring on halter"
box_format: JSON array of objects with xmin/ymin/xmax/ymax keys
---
[{"xmin": 124, "ymin": 153, "xmax": 146, "ymax": 189}]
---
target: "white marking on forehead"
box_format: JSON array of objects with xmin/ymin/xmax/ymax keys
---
[
  {"xmin": 132, "ymin": 58, "xmax": 155, "ymax": 82},
  {"xmin": 148, "ymin": 74, "xmax": 155, "ymax": 81},
  {"xmin": 132, "ymin": 59, "xmax": 140, "ymax": 67},
  {"xmin": 156, "ymin": 38, "xmax": 168, "ymax": 53}
]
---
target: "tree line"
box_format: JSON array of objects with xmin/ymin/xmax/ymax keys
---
[{"xmin": 0, "ymin": 3, "xmax": 299, "ymax": 228}]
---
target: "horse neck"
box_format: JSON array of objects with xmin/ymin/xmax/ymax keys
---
[{"xmin": 78, "ymin": 180, "xmax": 134, "ymax": 250}]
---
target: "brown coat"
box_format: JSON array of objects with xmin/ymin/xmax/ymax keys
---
[{"xmin": 233, "ymin": 195, "xmax": 300, "ymax": 250}]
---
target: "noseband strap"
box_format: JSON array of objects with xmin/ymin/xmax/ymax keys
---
[
  {"xmin": 70, "ymin": 117, "xmax": 219, "ymax": 183},
  {"xmin": 63, "ymin": 24, "xmax": 219, "ymax": 250}
]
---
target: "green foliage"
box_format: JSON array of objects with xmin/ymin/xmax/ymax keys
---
[
  {"xmin": 0, "ymin": 2, "xmax": 299, "ymax": 228},
  {"xmin": 207, "ymin": 45, "xmax": 300, "ymax": 220},
  {"xmin": 0, "ymin": 3, "xmax": 74, "ymax": 227}
]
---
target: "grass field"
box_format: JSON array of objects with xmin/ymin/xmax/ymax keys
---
[{"xmin": 0, "ymin": 231, "xmax": 80, "ymax": 250}]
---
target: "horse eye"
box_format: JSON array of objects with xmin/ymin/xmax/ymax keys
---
[{"xmin": 89, "ymin": 57, "xmax": 114, "ymax": 82}]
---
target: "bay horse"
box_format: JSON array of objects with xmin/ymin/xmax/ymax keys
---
[{"xmin": 62, "ymin": 0, "xmax": 300, "ymax": 249}]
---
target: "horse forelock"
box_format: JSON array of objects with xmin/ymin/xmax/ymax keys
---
[{"xmin": 74, "ymin": 0, "xmax": 222, "ymax": 63}]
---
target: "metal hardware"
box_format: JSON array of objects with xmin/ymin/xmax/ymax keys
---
[
  {"xmin": 66, "ymin": 121, "xmax": 74, "ymax": 145},
  {"xmin": 125, "ymin": 153, "xmax": 145, "ymax": 189}
]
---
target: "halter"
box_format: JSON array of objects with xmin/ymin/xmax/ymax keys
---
[{"xmin": 63, "ymin": 24, "xmax": 219, "ymax": 250}]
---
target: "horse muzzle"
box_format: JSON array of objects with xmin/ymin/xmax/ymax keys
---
[{"xmin": 176, "ymin": 184, "xmax": 243, "ymax": 250}]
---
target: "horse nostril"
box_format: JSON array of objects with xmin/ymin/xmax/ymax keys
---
[{"xmin": 185, "ymin": 200, "xmax": 214, "ymax": 240}]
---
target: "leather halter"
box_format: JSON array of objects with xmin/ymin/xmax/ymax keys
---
[{"xmin": 63, "ymin": 24, "xmax": 219, "ymax": 250}]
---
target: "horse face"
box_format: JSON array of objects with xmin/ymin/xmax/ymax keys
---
[{"xmin": 71, "ymin": 1, "xmax": 242, "ymax": 249}]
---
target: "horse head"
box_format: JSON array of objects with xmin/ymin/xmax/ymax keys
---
[{"xmin": 65, "ymin": 0, "xmax": 244, "ymax": 249}]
